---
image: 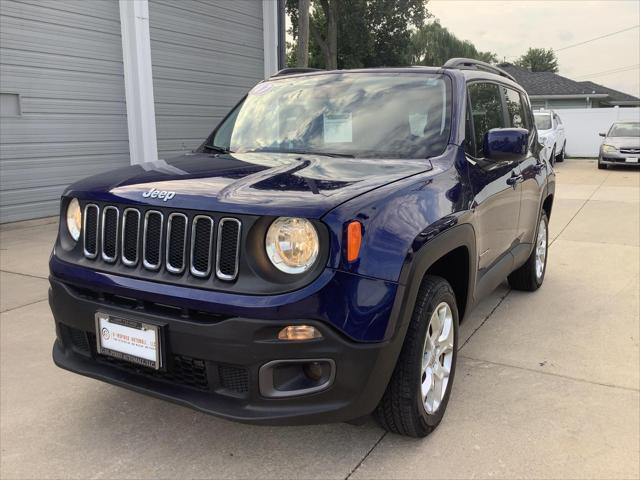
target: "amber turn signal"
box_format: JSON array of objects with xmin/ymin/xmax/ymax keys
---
[
  {"xmin": 346, "ymin": 221, "xmax": 362, "ymax": 263},
  {"xmin": 277, "ymin": 325, "xmax": 322, "ymax": 341}
]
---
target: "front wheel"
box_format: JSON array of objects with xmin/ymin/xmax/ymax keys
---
[
  {"xmin": 508, "ymin": 211, "xmax": 549, "ymax": 291},
  {"xmin": 598, "ymin": 159, "xmax": 607, "ymax": 170},
  {"xmin": 549, "ymin": 147, "xmax": 556, "ymax": 166},
  {"xmin": 375, "ymin": 276, "xmax": 459, "ymax": 437}
]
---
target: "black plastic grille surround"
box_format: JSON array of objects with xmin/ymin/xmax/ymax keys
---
[{"xmin": 82, "ymin": 204, "xmax": 241, "ymax": 282}]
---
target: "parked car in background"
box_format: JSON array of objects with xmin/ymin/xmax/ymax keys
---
[
  {"xmin": 49, "ymin": 59, "xmax": 555, "ymax": 438},
  {"xmin": 534, "ymin": 110, "xmax": 566, "ymax": 165},
  {"xmin": 598, "ymin": 121, "xmax": 640, "ymax": 169}
]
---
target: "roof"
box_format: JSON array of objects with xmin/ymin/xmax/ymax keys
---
[
  {"xmin": 577, "ymin": 81, "xmax": 640, "ymax": 104},
  {"xmin": 498, "ymin": 63, "xmax": 639, "ymax": 104}
]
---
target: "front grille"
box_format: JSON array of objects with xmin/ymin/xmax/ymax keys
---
[
  {"xmin": 216, "ymin": 218, "xmax": 241, "ymax": 280},
  {"xmin": 219, "ymin": 365, "xmax": 249, "ymax": 393},
  {"xmin": 86, "ymin": 332, "xmax": 210, "ymax": 391},
  {"xmin": 620, "ymin": 148, "xmax": 640, "ymax": 154},
  {"xmin": 84, "ymin": 204, "xmax": 241, "ymax": 283},
  {"xmin": 83, "ymin": 204, "xmax": 99, "ymax": 258},
  {"xmin": 191, "ymin": 216, "xmax": 214, "ymax": 277},
  {"xmin": 143, "ymin": 211, "xmax": 163, "ymax": 270},
  {"xmin": 166, "ymin": 213, "xmax": 187, "ymax": 274},
  {"xmin": 101, "ymin": 206, "xmax": 119, "ymax": 262},
  {"xmin": 122, "ymin": 209, "xmax": 140, "ymax": 266}
]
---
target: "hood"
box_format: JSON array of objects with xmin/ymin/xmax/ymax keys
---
[
  {"xmin": 65, "ymin": 152, "xmax": 432, "ymax": 218},
  {"xmin": 603, "ymin": 136, "xmax": 640, "ymax": 149}
]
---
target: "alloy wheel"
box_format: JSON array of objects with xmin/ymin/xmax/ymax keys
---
[
  {"xmin": 535, "ymin": 217, "xmax": 547, "ymax": 280},
  {"xmin": 420, "ymin": 302, "xmax": 455, "ymax": 415}
]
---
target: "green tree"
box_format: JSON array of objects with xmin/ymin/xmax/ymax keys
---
[
  {"xmin": 515, "ymin": 47, "xmax": 559, "ymax": 72},
  {"xmin": 410, "ymin": 21, "xmax": 497, "ymax": 67},
  {"xmin": 287, "ymin": 0, "xmax": 430, "ymax": 69}
]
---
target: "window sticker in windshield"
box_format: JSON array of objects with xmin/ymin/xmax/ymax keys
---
[
  {"xmin": 324, "ymin": 113, "xmax": 353, "ymax": 143},
  {"xmin": 409, "ymin": 113, "xmax": 428, "ymax": 137}
]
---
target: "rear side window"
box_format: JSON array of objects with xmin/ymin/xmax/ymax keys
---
[
  {"xmin": 504, "ymin": 88, "xmax": 528, "ymax": 129},
  {"xmin": 467, "ymin": 83, "xmax": 506, "ymax": 157}
]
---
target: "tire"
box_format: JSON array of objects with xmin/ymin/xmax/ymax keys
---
[
  {"xmin": 598, "ymin": 159, "xmax": 607, "ymax": 170},
  {"xmin": 508, "ymin": 211, "xmax": 549, "ymax": 291},
  {"xmin": 375, "ymin": 275, "xmax": 459, "ymax": 437},
  {"xmin": 549, "ymin": 146, "xmax": 556, "ymax": 166},
  {"xmin": 556, "ymin": 143, "xmax": 565, "ymax": 162}
]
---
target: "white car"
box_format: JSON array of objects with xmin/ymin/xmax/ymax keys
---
[{"xmin": 534, "ymin": 110, "xmax": 566, "ymax": 165}]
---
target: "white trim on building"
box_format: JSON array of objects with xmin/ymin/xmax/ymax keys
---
[
  {"xmin": 262, "ymin": 0, "xmax": 280, "ymax": 78},
  {"xmin": 119, "ymin": 0, "xmax": 158, "ymax": 165}
]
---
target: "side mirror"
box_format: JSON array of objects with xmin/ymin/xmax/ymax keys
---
[
  {"xmin": 599, "ymin": 132, "xmax": 606, "ymax": 137},
  {"xmin": 483, "ymin": 128, "xmax": 528, "ymax": 162}
]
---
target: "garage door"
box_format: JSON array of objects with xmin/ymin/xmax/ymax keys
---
[
  {"xmin": 149, "ymin": 0, "xmax": 264, "ymax": 159},
  {"xmin": 0, "ymin": 0, "xmax": 129, "ymax": 223}
]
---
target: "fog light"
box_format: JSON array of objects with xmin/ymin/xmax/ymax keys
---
[
  {"xmin": 303, "ymin": 361, "xmax": 324, "ymax": 381},
  {"xmin": 278, "ymin": 325, "xmax": 322, "ymax": 341}
]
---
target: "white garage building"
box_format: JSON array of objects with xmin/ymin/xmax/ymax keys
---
[{"xmin": 0, "ymin": 0, "xmax": 282, "ymax": 223}]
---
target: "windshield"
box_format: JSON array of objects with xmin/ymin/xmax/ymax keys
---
[
  {"xmin": 534, "ymin": 114, "xmax": 552, "ymax": 130},
  {"xmin": 608, "ymin": 122, "xmax": 640, "ymax": 137},
  {"xmin": 210, "ymin": 73, "xmax": 452, "ymax": 159}
]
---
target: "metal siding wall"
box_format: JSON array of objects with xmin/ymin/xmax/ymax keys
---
[
  {"xmin": 148, "ymin": 0, "xmax": 264, "ymax": 159},
  {"xmin": 0, "ymin": 0, "xmax": 129, "ymax": 223}
]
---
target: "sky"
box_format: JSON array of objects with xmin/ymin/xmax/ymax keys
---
[{"xmin": 427, "ymin": 0, "xmax": 640, "ymax": 97}]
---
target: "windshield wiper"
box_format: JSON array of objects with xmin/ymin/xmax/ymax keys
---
[
  {"xmin": 244, "ymin": 148, "xmax": 354, "ymax": 158},
  {"xmin": 203, "ymin": 144, "xmax": 233, "ymax": 154}
]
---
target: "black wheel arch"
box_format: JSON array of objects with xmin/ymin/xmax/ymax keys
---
[{"xmin": 384, "ymin": 223, "xmax": 477, "ymax": 342}]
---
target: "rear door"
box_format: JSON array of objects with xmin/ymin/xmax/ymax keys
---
[
  {"xmin": 504, "ymin": 87, "xmax": 545, "ymax": 245},
  {"xmin": 465, "ymin": 82, "xmax": 522, "ymax": 273}
]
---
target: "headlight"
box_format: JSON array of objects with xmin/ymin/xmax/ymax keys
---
[
  {"xmin": 602, "ymin": 144, "xmax": 617, "ymax": 153},
  {"xmin": 265, "ymin": 217, "xmax": 319, "ymax": 274},
  {"xmin": 66, "ymin": 198, "xmax": 82, "ymax": 241}
]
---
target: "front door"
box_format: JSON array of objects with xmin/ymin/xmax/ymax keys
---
[
  {"xmin": 465, "ymin": 82, "xmax": 522, "ymax": 273},
  {"xmin": 503, "ymin": 87, "xmax": 546, "ymax": 245}
]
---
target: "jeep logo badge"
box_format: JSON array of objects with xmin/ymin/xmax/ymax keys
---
[{"xmin": 142, "ymin": 187, "xmax": 176, "ymax": 201}]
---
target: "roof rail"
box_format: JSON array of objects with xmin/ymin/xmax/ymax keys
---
[
  {"xmin": 271, "ymin": 67, "xmax": 324, "ymax": 77},
  {"xmin": 443, "ymin": 58, "xmax": 516, "ymax": 82}
]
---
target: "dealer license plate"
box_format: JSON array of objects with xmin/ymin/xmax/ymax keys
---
[
  {"xmin": 626, "ymin": 158, "xmax": 639, "ymax": 163},
  {"xmin": 95, "ymin": 313, "xmax": 162, "ymax": 369}
]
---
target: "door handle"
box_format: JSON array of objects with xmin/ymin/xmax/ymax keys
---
[{"xmin": 507, "ymin": 173, "xmax": 523, "ymax": 186}]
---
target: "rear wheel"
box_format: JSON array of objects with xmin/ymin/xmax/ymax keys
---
[
  {"xmin": 508, "ymin": 211, "xmax": 548, "ymax": 291},
  {"xmin": 375, "ymin": 276, "xmax": 459, "ymax": 437}
]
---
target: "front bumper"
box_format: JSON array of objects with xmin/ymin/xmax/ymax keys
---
[
  {"xmin": 49, "ymin": 272, "xmax": 406, "ymax": 425},
  {"xmin": 599, "ymin": 151, "xmax": 640, "ymax": 166}
]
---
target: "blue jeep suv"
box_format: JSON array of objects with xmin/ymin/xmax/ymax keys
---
[{"xmin": 49, "ymin": 58, "xmax": 555, "ymax": 437}]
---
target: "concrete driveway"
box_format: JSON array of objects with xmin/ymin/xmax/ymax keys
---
[{"xmin": 1, "ymin": 159, "xmax": 638, "ymax": 479}]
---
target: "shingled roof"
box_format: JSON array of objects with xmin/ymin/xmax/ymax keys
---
[{"xmin": 498, "ymin": 63, "xmax": 639, "ymax": 105}]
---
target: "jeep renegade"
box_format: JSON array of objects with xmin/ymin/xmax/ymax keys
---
[{"xmin": 49, "ymin": 58, "xmax": 555, "ymax": 437}]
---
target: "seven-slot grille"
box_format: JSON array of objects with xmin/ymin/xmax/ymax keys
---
[{"xmin": 83, "ymin": 205, "xmax": 241, "ymax": 281}]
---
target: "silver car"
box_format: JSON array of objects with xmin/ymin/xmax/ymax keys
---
[{"xmin": 598, "ymin": 121, "xmax": 640, "ymax": 169}]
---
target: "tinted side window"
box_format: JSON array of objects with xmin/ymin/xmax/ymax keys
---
[
  {"xmin": 504, "ymin": 88, "xmax": 527, "ymax": 129},
  {"xmin": 468, "ymin": 83, "xmax": 506, "ymax": 157}
]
